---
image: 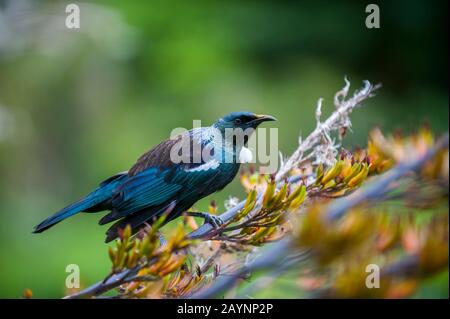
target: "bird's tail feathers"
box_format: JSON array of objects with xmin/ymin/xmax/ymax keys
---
[
  {"xmin": 33, "ymin": 172, "xmax": 127, "ymax": 234},
  {"xmin": 33, "ymin": 195, "xmax": 100, "ymax": 233}
]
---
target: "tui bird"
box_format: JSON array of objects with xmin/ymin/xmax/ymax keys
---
[{"xmin": 33, "ymin": 112, "xmax": 276, "ymax": 242}]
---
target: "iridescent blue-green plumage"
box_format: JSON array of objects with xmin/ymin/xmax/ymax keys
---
[{"xmin": 33, "ymin": 112, "xmax": 276, "ymax": 242}]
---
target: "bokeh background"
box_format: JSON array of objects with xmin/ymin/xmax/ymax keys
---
[{"xmin": 0, "ymin": 0, "xmax": 448, "ymax": 298}]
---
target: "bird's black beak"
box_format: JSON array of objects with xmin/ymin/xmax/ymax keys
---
[{"xmin": 252, "ymin": 114, "xmax": 277, "ymax": 124}]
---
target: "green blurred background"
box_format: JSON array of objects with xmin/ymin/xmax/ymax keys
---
[{"xmin": 0, "ymin": 0, "xmax": 448, "ymax": 298}]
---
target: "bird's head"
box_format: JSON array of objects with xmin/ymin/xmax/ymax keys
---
[{"xmin": 213, "ymin": 112, "xmax": 276, "ymax": 131}]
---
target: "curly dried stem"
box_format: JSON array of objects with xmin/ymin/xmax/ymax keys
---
[{"xmin": 275, "ymin": 79, "xmax": 381, "ymax": 181}]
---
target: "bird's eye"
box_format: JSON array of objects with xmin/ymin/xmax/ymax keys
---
[{"xmin": 234, "ymin": 118, "xmax": 242, "ymax": 125}]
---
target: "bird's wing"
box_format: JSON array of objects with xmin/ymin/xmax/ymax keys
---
[
  {"xmin": 128, "ymin": 129, "xmax": 214, "ymax": 176},
  {"xmin": 112, "ymin": 161, "xmax": 222, "ymax": 214},
  {"xmin": 102, "ymin": 162, "xmax": 223, "ymax": 240},
  {"xmin": 98, "ymin": 171, "xmax": 129, "ymax": 187},
  {"xmin": 111, "ymin": 168, "xmax": 182, "ymax": 212},
  {"xmin": 128, "ymin": 137, "xmax": 181, "ymax": 177},
  {"xmin": 109, "ymin": 132, "xmax": 221, "ymax": 217}
]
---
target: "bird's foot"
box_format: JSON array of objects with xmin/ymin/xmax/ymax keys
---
[
  {"xmin": 203, "ymin": 214, "xmax": 224, "ymax": 228},
  {"xmin": 185, "ymin": 212, "xmax": 224, "ymax": 228}
]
